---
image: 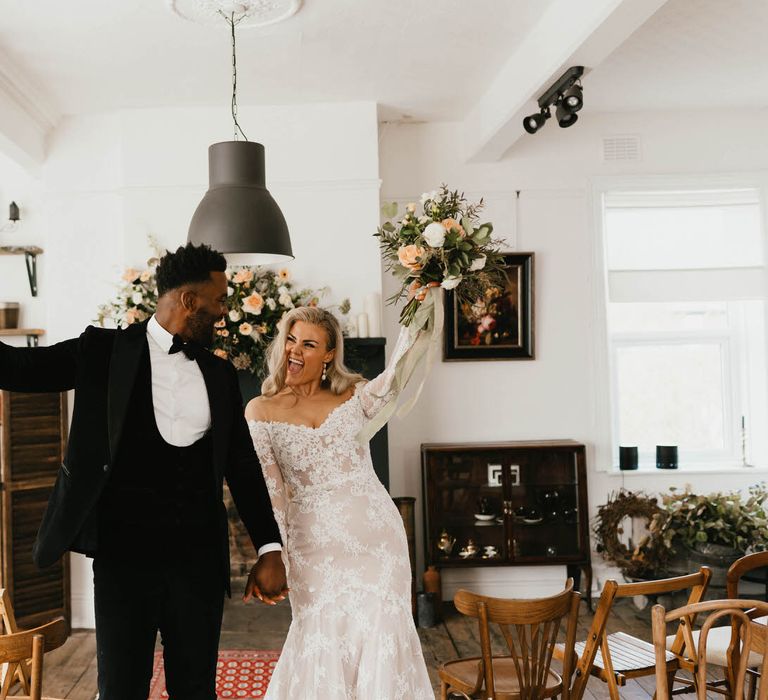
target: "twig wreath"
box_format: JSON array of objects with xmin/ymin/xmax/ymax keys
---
[{"xmin": 593, "ymin": 490, "xmax": 669, "ymax": 579}]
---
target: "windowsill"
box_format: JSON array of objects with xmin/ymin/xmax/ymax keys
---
[{"xmin": 607, "ymin": 463, "xmax": 768, "ymax": 476}]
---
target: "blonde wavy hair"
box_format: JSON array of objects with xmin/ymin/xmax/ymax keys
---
[{"xmin": 261, "ymin": 306, "xmax": 365, "ymax": 397}]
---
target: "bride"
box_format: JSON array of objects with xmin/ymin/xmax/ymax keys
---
[{"xmin": 245, "ymin": 305, "xmax": 433, "ymax": 699}]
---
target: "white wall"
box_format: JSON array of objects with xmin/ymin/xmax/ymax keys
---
[
  {"xmin": 379, "ymin": 108, "xmax": 768, "ymax": 598},
  {"xmin": 29, "ymin": 100, "xmax": 382, "ymax": 628},
  {"xmin": 0, "ymin": 151, "xmax": 45, "ymax": 336}
]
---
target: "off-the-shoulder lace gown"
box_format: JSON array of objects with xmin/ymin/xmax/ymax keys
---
[{"xmin": 248, "ymin": 330, "xmax": 433, "ymax": 699}]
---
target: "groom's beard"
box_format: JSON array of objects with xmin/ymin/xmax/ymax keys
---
[{"xmin": 187, "ymin": 310, "xmax": 219, "ymax": 348}]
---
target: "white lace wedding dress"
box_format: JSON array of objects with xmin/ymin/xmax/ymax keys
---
[{"xmin": 248, "ymin": 330, "xmax": 433, "ymax": 700}]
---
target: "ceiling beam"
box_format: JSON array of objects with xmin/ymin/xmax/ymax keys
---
[
  {"xmin": 0, "ymin": 48, "xmax": 59, "ymax": 171},
  {"xmin": 462, "ymin": 0, "xmax": 670, "ymax": 162}
]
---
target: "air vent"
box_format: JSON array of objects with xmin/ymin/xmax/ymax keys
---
[{"xmin": 602, "ymin": 135, "xmax": 641, "ymax": 162}]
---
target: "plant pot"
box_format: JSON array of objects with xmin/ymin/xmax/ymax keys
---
[
  {"xmin": 685, "ymin": 543, "xmax": 742, "ymax": 588},
  {"xmin": 0, "ymin": 302, "xmax": 20, "ymax": 329}
]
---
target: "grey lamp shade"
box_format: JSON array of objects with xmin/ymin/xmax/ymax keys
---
[{"xmin": 188, "ymin": 141, "xmax": 293, "ymax": 265}]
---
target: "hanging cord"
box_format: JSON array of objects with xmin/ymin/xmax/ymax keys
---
[{"xmin": 219, "ymin": 10, "xmax": 249, "ymax": 141}]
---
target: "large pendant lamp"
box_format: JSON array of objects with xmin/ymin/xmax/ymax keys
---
[{"xmin": 188, "ymin": 10, "xmax": 293, "ymax": 265}]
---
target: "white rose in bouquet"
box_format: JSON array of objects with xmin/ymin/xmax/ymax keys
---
[{"xmin": 423, "ymin": 222, "xmax": 446, "ymax": 248}]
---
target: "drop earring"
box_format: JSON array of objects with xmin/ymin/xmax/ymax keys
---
[{"xmin": 322, "ymin": 362, "xmax": 328, "ymax": 382}]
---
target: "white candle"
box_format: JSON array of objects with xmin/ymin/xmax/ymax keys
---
[
  {"xmin": 356, "ymin": 312, "xmax": 369, "ymax": 338},
  {"xmin": 364, "ymin": 292, "xmax": 382, "ymax": 337}
]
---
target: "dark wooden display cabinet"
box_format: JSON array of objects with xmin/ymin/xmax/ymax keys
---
[
  {"xmin": 422, "ymin": 440, "xmax": 591, "ymax": 605},
  {"xmin": 0, "ymin": 391, "xmax": 70, "ymax": 627}
]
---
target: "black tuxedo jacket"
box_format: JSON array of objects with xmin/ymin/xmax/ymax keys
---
[{"xmin": 0, "ymin": 321, "xmax": 281, "ymax": 591}]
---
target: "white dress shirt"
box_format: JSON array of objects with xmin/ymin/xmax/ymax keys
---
[{"xmin": 146, "ymin": 316, "xmax": 281, "ymax": 558}]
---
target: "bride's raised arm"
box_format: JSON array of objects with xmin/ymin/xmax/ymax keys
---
[{"xmin": 357, "ymin": 326, "xmax": 420, "ymax": 420}]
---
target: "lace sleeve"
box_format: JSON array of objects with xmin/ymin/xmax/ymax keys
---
[
  {"xmin": 357, "ymin": 325, "xmax": 419, "ymax": 420},
  {"xmin": 248, "ymin": 421, "xmax": 289, "ymax": 569}
]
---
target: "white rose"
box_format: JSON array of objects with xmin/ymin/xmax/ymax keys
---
[
  {"xmin": 279, "ymin": 293, "xmax": 294, "ymax": 308},
  {"xmin": 266, "ymin": 297, "xmax": 276, "ymax": 310},
  {"xmin": 441, "ymin": 275, "xmax": 463, "ymax": 290},
  {"xmin": 469, "ymin": 255, "xmax": 487, "ymax": 271},
  {"xmin": 277, "ymin": 285, "xmax": 289, "ymax": 296},
  {"xmin": 228, "ymin": 309, "xmax": 242, "ymax": 322},
  {"xmin": 131, "ymin": 291, "xmax": 143, "ymax": 305},
  {"xmin": 423, "ymin": 222, "xmax": 446, "ymax": 248}
]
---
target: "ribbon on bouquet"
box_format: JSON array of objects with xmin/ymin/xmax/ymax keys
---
[{"xmin": 357, "ymin": 287, "xmax": 444, "ymax": 444}]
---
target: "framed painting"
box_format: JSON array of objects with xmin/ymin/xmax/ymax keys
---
[{"xmin": 443, "ymin": 252, "xmax": 534, "ymax": 361}]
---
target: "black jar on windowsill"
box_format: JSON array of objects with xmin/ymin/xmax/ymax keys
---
[
  {"xmin": 619, "ymin": 446, "xmax": 638, "ymax": 471},
  {"xmin": 656, "ymin": 445, "xmax": 678, "ymax": 470}
]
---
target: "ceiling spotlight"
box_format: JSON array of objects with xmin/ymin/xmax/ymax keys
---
[
  {"xmin": 562, "ymin": 84, "xmax": 583, "ymax": 112},
  {"xmin": 523, "ymin": 66, "xmax": 585, "ymax": 136},
  {"xmin": 556, "ymin": 98, "xmax": 579, "ymax": 128},
  {"xmin": 523, "ymin": 108, "xmax": 551, "ymax": 135}
]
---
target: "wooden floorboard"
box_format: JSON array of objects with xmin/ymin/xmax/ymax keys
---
[{"xmin": 23, "ymin": 594, "xmax": 733, "ymax": 698}]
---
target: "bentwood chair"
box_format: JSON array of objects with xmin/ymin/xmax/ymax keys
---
[
  {"xmin": 438, "ymin": 579, "xmax": 580, "ymax": 699},
  {"xmin": 556, "ymin": 566, "xmax": 712, "ymax": 700},
  {"xmin": 661, "ymin": 552, "xmax": 768, "ymax": 696},
  {"xmin": 0, "ymin": 616, "xmax": 68, "ymax": 700},
  {"xmin": 652, "ymin": 599, "xmax": 768, "ymax": 699}
]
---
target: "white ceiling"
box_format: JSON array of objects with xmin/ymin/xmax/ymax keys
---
[
  {"xmin": 0, "ymin": 0, "xmax": 553, "ymax": 121},
  {"xmin": 587, "ymin": 0, "xmax": 768, "ymax": 112},
  {"xmin": 0, "ymin": 0, "xmax": 766, "ymax": 165}
]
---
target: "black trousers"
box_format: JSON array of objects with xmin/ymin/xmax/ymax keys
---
[{"xmin": 93, "ymin": 551, "xmax": 224, "ymax": 700}]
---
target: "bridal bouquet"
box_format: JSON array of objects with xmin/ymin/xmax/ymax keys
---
[
  {"xmin": 375, "ymin": 185, "xmax": 504, "ymax": 329},
  {"xmin": 96, "ymin": 240, "xmax": 325, "ymax": 375},
  {"xmin": 359, "ymin": 186, "xmax": 503, "ymax": 442}
]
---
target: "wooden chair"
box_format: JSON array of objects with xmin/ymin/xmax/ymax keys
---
[
  {"xmin": 558, "ymin": 566, "xmax": 712, "ymax": 700},
  {"xmin": 0, "ymin": 616, "xmax": 67, "ymax": 700},
  {"xmin": 652, "ymin": 599, "xmax": 768, "ymax": 699},
  {"xmin": 0, "ymin": 588, "xmax": 31, "ymax": 693},
  {"xmin": 438, "ymin": 579, "xmax": 580, "ymax": 699}
]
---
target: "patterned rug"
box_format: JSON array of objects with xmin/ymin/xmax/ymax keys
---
[{"xmin": 148, "ymin": 649, "xmax": 280, "ymax": 699}]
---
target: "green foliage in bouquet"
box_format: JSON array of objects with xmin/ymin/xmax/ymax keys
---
[
  {"xmin": 375, "ymin": 184, "xmax": 506, "ymax": 327},
  {"xmin": 96, "ymin": 245, "xmax": 326, "ymax": 376},
  {"xmin": 651, "ymin": 484, "xmax": 768, "ymax": 554}
]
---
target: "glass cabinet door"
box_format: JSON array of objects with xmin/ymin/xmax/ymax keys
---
[
  {"xmin": 425, "ymin": 451, "xmax": 508, "ymax": 565},
  {"xmin": 507, "ymin": 450, "xmax": 582, "ymax": 561}
]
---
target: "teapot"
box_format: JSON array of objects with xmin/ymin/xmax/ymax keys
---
[{"xmin": 436, "ymin": 529, "xmax": 455, "ymax": 556}]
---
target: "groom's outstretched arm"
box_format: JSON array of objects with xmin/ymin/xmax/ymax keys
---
[
  {"xmin": 223, "ymin": 363, "xmax": 287, "ymax": 602},
  {"xmin": 0, "ymin": 334, "xmax": 82, "ymax": 393}
]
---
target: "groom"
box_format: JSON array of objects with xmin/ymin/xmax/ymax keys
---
[{"xmin": 0, "ymin": 243, "xmax": 286, "ymax": 699}]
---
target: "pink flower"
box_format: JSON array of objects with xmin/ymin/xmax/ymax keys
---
[{"xmin": 242, "ymin": 292, "xmax": 265, "ymax": 315}]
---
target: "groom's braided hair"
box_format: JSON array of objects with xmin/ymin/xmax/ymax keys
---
[{"xmin": 156, "ymin": 242, "xmax": 227, "ymax": 296}]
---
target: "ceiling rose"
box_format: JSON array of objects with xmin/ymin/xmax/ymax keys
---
[{"xmin": 167, "ymin": 0, "xmax": 302, "ymax": 27}]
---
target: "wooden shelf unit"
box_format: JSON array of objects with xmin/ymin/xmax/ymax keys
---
[
  {"xmin": 0, "ymin": 329, "xmax": 45, "ymax": 347},
  {"xmin": 422, "ymin": 440, "xmax": 592, "ymax": 605}
]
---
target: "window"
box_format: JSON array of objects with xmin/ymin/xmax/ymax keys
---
[{"xmin": 603, "ymin": 188, "xmax": 768, "ymax": 469}]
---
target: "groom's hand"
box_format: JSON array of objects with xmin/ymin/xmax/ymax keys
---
[{"xmin": 243, "ymin": 551, "xmax": 288, "ymax": 606}]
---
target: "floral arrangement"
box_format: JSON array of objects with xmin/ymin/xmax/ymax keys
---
[
  {"xmin": 651, "ymin": 484, "xmax": 768, "ymax": 555},
  {"xmin": 96, "ymin": 243, "xmax": 328, "ymax": 375},
  {"xmin": 375, "ymin": 185, "xmax": 505, "ymax": 328}
]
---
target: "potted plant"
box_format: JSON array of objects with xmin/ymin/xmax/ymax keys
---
[{"xmin": 651, "ymin": 484, "xmax": 768, "ymax": 585}]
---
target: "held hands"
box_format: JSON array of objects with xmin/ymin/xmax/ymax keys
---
[{"xmin": 243, "ymin": 551, "xmax": 289, "ymax": 606}]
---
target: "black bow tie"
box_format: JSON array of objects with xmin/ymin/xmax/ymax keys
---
[{"xmin": 169, "ymin": 335, "xmax": 202, "ymax": 361}]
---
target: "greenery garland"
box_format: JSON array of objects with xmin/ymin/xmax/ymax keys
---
[{"xmin": 593, "ymin": 489, "xmax": 669, "ymax": 579}]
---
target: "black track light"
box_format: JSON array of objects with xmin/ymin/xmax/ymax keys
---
[
  {"xmin": 523, "ymin": 66, "xmax": 584, "ymax": 136},
  {"xmin": 523, "ymin": 107, "xmax": 551, "ymax": 135},
  {"xmin": 562, "ymin": 84, "xmax": 583, "ymax": 112},
  {"xmin": 556, "ymin": 98, "xmax": 579, "ymax": 128}
]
